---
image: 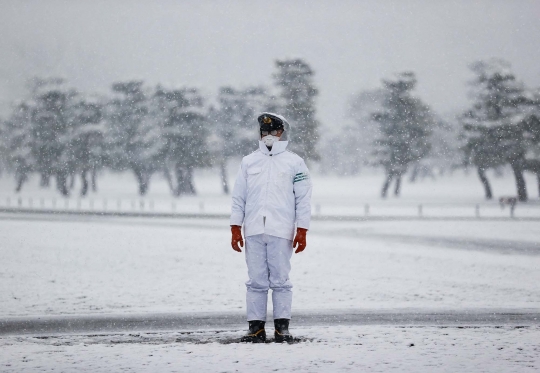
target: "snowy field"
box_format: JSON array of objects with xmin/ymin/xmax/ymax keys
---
[
  {"xmin": 2, "ymin": 170, "xmax": 540, "ymax": 372},
  {"xmin": 1, "ymin": 215, "xmax": 539, "ymax": 317},
  {"xmin": 1, "ymin": 326, "xmax": 539, "ymax": 372},
  {"xmin": 1, "ymin": 167, "xmax": 540, "ymax": 218}
]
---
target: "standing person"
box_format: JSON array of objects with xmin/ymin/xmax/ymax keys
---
[{"xmin": 230, "ymin": 112, "xmax": 312, "ymax": 343}]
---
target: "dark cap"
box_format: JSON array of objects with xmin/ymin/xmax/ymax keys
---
[{"xmin": 257, "ymin": 113, "xmax": 284, "ymax": 132}]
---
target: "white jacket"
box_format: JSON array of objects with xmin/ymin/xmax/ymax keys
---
[{"xmin": 230, "ymin": 140, "xmax": 312, "ymax": 241}]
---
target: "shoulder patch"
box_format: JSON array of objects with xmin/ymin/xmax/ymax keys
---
[{"xmin": 293, "ymin": 172, "xmax": 310, "ymax": 183}]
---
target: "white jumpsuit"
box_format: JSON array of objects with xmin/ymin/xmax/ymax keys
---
[{"xmin": 230, "ymin": 140, "xmax": 312, "ymax": 321}]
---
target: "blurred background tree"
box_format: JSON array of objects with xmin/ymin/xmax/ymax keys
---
[
  {"xmin": 208, "ymin": 86, "xmax": 268, "ymax": 194},
  {"xmin": 104, "ymin": 81, "xmax": 164, "ymax": 196},
  {"xmin": 157, "ymin": 87, "xmax": 208, "ymax": 196},
  {"xmin": 371, "ymin": 72, "xmax": 434, "ymax": 198},
  {"xmin": 461, "ymin": 59, "xmax": 536, "ymax": 201},
  {"xmin": 1, "ymin": 58, "xmax": 539, "ymax": 200},
  {"xmin": 273, "ymin": 58, "xmax": 320, "ymax": 161}
]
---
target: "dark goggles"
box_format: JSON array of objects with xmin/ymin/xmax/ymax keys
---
[{"xmin": 261, "ymin": 129, "xmax": 281, "ymax": 136}]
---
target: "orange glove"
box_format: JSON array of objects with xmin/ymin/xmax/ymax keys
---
[
  {"xmin": 293, "ymin": 228, "xmax": 308, "ymax": 254},
  {"xmin": 231, "ymin": 225, "xmax": 244, "ymax": 252}
]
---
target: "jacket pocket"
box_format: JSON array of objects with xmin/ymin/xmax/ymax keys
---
[
  {"xmin": 247, "ymin": 167, "xmax": 262, "ymax": 175},
  {"xmin": 246, "ymin": 167, "xmax": 263, "ymax": 205}
]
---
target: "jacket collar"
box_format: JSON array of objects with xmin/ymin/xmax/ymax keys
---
[{"xmin": 258, "ymin": 140, "xmax": 288, "ymax": 156}]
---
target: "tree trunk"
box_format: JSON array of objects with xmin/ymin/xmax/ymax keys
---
[
  {"xmin": 477, "ymin": 167, "xmax": 493, "ymax": 200},
  {"xmin": 56, "ymin": 172, "xmax": 69, "ymax": 196},
  {"xmin": 139, "ymin": 179, "xmax": 149, "ymax": 195},
  {"xmin": 220, "ymin": 161, "xmax": 229, "ymax": 194},
  {"xmin": 163, "ymin": 167, "xmax": 175, "ymax": 195},
  {"xmin": 394, "ymin": 173, "xmax": 402, "ymax": 196},
  {"xmin": 510, "ymin": 163, "xmax": 527, "ymax": 202},
  {"xmin": 133, "ymin": 168, "xmax": 150, "ymax": 196},
  {"xmin": 15, "ymin": 172, "xmax": 27, "ymax": 193},
  {"xmin": 409, "ymin": 164, "xmax": 419, "ymax": 183},
  {"xmin": 537, "ymin": 173, "xmax": 540, "ymax": 198},
  {"xmin": 381, "ymin": 173, "xmax": 393, "ymax": 198},
  {"xmin": 40, "ymin": 174, "xmax": 50, "ymax": 188},
  {"xmin": 523, "ymin": 160, "xmax": 540, "ymax": 198},
  {"xmin": 173, "ymin": 166, "xmax": 185, "ymax": 196},
  {"xmin": 80, "ymin": 171, "xmax": 89, "ymax": 197},
  {"xmin": 174, "ymin": 165, "xmax": 196, "ymax": 196},
  {"xmin": 91, "ymin": 168, "xmax": 98, "ymax": 192},
  {"xmin": 186, "ymin": 167, "xmax": 196, "ymax": 195},
  {"xmin": 69, "ymin": 174, "xmax": 76, "ymax": 190}
]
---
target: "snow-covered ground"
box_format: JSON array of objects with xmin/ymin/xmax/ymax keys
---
[
  {"xmin": 2, "ymin": 171, "xmax": 539, "ymax": 372},
  {"xmin": 1, "ymin": 168, "xmax": 539, "ymax": 218},
  {"xmin": 1, "ymin": 325, "xmax": 539, "ymax": 372},
  {"xmin": 1, "ymin": 215, "xmax": 539, "ymax": 317}
]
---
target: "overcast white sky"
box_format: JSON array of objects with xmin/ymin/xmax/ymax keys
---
[{"xmin": 1, "ymin": 0, "xmax": 539, "ymax": 128}]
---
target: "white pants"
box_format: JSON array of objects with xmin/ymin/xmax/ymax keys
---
[{"xmin": 245, "ymin": 234, "xmax": 293, "ymax": 321}]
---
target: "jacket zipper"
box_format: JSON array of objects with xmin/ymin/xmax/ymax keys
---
[{"xmin": 263, "ymin": 152, "xmax": 273, "ymax": 223}]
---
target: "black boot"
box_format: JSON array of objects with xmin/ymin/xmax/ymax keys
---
[
  {"xmin": 274, "ymin": 318, "xmax": 294, "ymax": 343},
  {"xmin": 240, "ymin": 320, "xmax": 266, "ymax": 343}
]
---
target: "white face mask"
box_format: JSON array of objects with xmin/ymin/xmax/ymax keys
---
[{"xmin": 262, "ymin": 135, "xmax": 280, "ymax": 147}]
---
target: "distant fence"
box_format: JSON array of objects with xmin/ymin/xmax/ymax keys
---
[{"xmin": 1, "ymin": 196, "xmax": 540, "ymax": 220}]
